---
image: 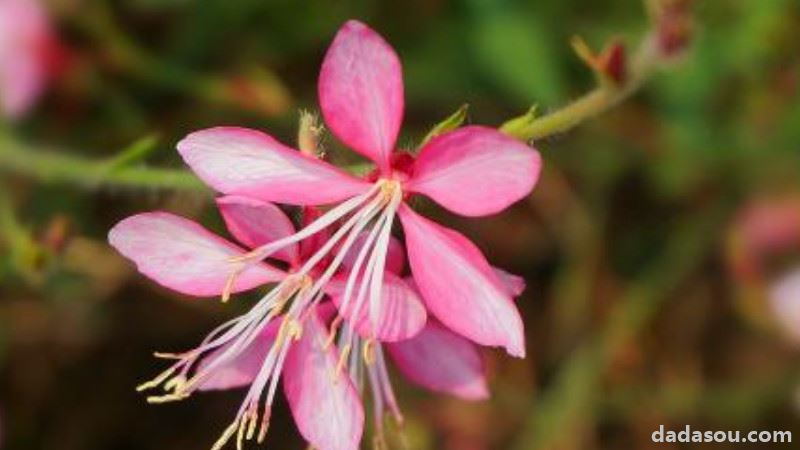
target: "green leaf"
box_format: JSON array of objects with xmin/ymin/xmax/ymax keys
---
[{"xmin": 420, "ymin": 103, "xmax": 469, "ymax": 147}]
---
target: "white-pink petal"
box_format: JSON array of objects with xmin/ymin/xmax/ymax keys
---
[
  {"xmin": 318, "ymin": 20, "xmax": 404, "ymax": 172},
  {"xmin": 398, "ymin": 204, "xmax": 526, "ymax": 357},
  {"xmin": 216, "ymin": 195, "xmax": 298, "ymax": 263},
  {"xmin": 283, "ymin": 309, "xmax": 364, "ymax": 450},
  {"xmin": 493, "ymin": 267, "xmax": 526, "ymax": 297},
  {"xmin": 177, "ymin": 127, "xmax": 371, "ymax": 205},
  {"xmin": 387, "ymin": 320, "xmax": 488, "ymax": 400},
  {"xmin": 406, "ymin": 126, "xmax": 541, "ymax": 217},
  {"xmin": 326, "ymin": 272, "xmax": 426, "ymax": 342},
  {"xmin": 108, "ymin": 212, "xmax": 284, "ymax": 297}
]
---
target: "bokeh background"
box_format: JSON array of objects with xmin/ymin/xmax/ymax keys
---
[{"xmin": 1, "ymin": 0, "xmax": 800, "ymax": 449}]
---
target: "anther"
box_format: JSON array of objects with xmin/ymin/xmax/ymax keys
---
[
  {"xmin": 333, "ymin": 344, "xmax": 352, "ymax": 382},
  {"xmin": 146, "ymin": 392, "xmax": 189, "ymax": 404},
  {"xmin": 323, "ymin": 316, "xmax": 343, "ymax": 349},
  {"xmin": 363, "ymin": 339, "xmax": 377, "ymax": 366},
  {"xmin": 221, "ymin": 268, "xmax": 243, "ymax": 303},
  {"xmin": 211, "ymin": 422, "xmax": 238, "ymax": 450},
  {"xmin": 163, "ymin": 375, "xmax": 187, "ymax": 392},
  {"xmin": 136, "ymin": 366, "xmax": 178, "ymax": 392}
]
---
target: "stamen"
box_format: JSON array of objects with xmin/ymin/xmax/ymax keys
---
[
  {"xmin": 163, "ymin": 375, "xmax": 186, "ymax": 392},
  {"xmin": 363, "ymin": 339, "xmax": 376, "ymax": 366},
  {"xmin": 221, "ymin": 267, "xmax": 243, "ymax": 303},
  {"xmin": 257, "ymin": 410, "xmax": 271, "ymax": 443},
  {"xmin": 153, "ymin": 351, "xmax": 189, "ymax": 360},
  {"xmin": 228, "ymin": 184, "xmax": 382, "ymax": 264},
  {"xmin": 211, "ymin": 422, "xmax": 238, "ymax": 450},
  {"xmin": 236, "ymin": 413, "xmax": 248, "ymax": 450},
  {"xmin": 333, "ymin": 343, "xmax": 352, "ymax": 381},
  {"xmin": 136, "ymin": 366, "xmax": 178, "ymax": 392},
  {"xmin": 146, "ymin": 392, "xmax": 189, "ymax": 404},
  {"xmin": 323, "ymin": 316, "xmax": 343, "ymax": 349}
]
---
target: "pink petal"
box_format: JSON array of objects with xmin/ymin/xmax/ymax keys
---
[
  {"xmin": 0, "ymin": 0, "xmax": 51, "ymax": 119},
  {"xmin": 387, "ymin": 320, "xmax": 488, "ymax": 400},
  {"xmin": 177, "ymin": 127, "xmax": 371, "ymax": 205},
  {"xmin": 406, "ymin": 126, "xmax": 541, "ymax": 217},
  {"xmin": 197, "ymin": 320, "xmax": 281, "ymax": 391},
  {"xmin": 284, "ymin": 309, "xmax": 364, "ymax": 450},
  {"xmin": 318, "ymin": 20, "xmax": 404, "ymax": 172},
  {"xmin": 108, "ymin": 212, "xmax": 284, "ymax": 297},
  {"xmin": 325, "ymin": 272, "xmax": 426, "ymax": 342},
  {"xmin": 398, "ymin": 204, "xmax": 525, "ymax": 357},
  {"xmin": 493, "ymin": 267, "xmax": 526, "ymax": 297},
  {"xmin": 340, "ymin": 233, "xmax": 405, "ymax": 275},
  {"xmin": 216, "ymin": 195, "xmax": 298, "ymax": 263}
]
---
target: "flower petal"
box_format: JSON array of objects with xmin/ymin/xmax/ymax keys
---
[
  {"xmin": 406, "ymin": 126, "xmax": 541, "ymax": 217},
  {"xmin": 216, "ymin": 195, "xmax": 298, "ymax": 263},
  {"xmin": 387, "ymin": 319, "xmax": 488, "ymax": 400},
  {"xmin": 0, "ymin": 0, "xmax": 52, "ymax": 118},
  {"xmin": 493, "ymin": 267, "xmax": 526, "ymax": 297},
  {"xmin": 340, "ymin": 233, "xmax": 405, "ymax": 275},
  {"xmin": 284, "ymin": 309, "xmax": 364, "ymax": 450},
  {"xmin": 108, "ymin": 212, "xmax": 284, "ymax": 297},
  {"xmin": 177, "ymin": 127, "xmax": 371, "ymax": 205},
  {"xmin": 398, "ymin": 204, "xmax": 525, "ymax": 357},
  {"xmin": 326, "ymin": 272, "xmax": 426, "ymax": 342},
  {"xmin": 197, "ymin": 320, "xmax": 281, "ymax": 391},
  {"xmin": 319, "ymin": 20, "xmax": 404, "ymax": 172}
]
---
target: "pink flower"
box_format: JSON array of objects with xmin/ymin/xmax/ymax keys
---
[
  {"xmin": 110, "ymin": 19, "xmax": 540, "ymax": 450},
  {"xmin": 111, "ymin": 199, "xmax": 430, "ymax": 450},
  {"xmin": 0, "ymin": 0, "xmax": 60, "ymax": 118},
  {"xmin": 177, "ymin": 20, "xmax": 541, "ymax": 358}
]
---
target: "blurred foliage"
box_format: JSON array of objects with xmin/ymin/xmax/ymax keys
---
[{"xmin": 1, "ymin": 0, "xmax": 800, "ymax": 449}]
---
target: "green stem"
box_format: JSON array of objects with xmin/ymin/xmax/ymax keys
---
[
  {"xmin": 502, "ymin": 35, "xmax": 660, "ymax": 141},
  {"xmin": 0, "ymin": 135, "xmax": 206, "ymax": 192}
]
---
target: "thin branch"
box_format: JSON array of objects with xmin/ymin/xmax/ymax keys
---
[{"xmin": 0, "ymin": 135, "xmax": 206, "ymax": 192}]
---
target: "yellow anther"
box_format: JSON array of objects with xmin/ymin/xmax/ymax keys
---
[
  {"xmin": 323, "ymin": 316, "xmax": 343, "ymax": 349},
  {"xmin": 163, "ymin": 375, "xmax": 187, "ymax": 392},
  {"xmin": 146, "ymin": 392, "xmax": 189, "ymax": 404},
  {"xmin": 211, "ymin": 422, "xmax": 238, "ymax": 450},
  {"xmin": 222, "ymin": 268, "xmax": 242, "ymax": 303},
  {"xmin": 246, "ymin": 408, "xmax": 259, "ymax": 441},
  {"xmin": 153, "ymin": 351, "xmax": 188, "ymax": 359},
  {"xmin": 333, "ymin": 344, "xmax": 352, "ymax": 382},
  {"xmin": 136, "ymin": 366, "xmax": 178, "ymax": 392},
  {"xmin": 363, "ymin": 339, "xmax": 377, "ymax": 366}
]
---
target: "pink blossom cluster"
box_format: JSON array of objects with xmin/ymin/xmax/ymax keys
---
[{"xmin": 110, "ymin": 21, "xmax": 541, "ymax": 450}]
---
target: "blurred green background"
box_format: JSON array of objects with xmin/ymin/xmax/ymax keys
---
[{"xmin": 1, "ymin": 0, "xmax": 800, "ymax": 449}]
